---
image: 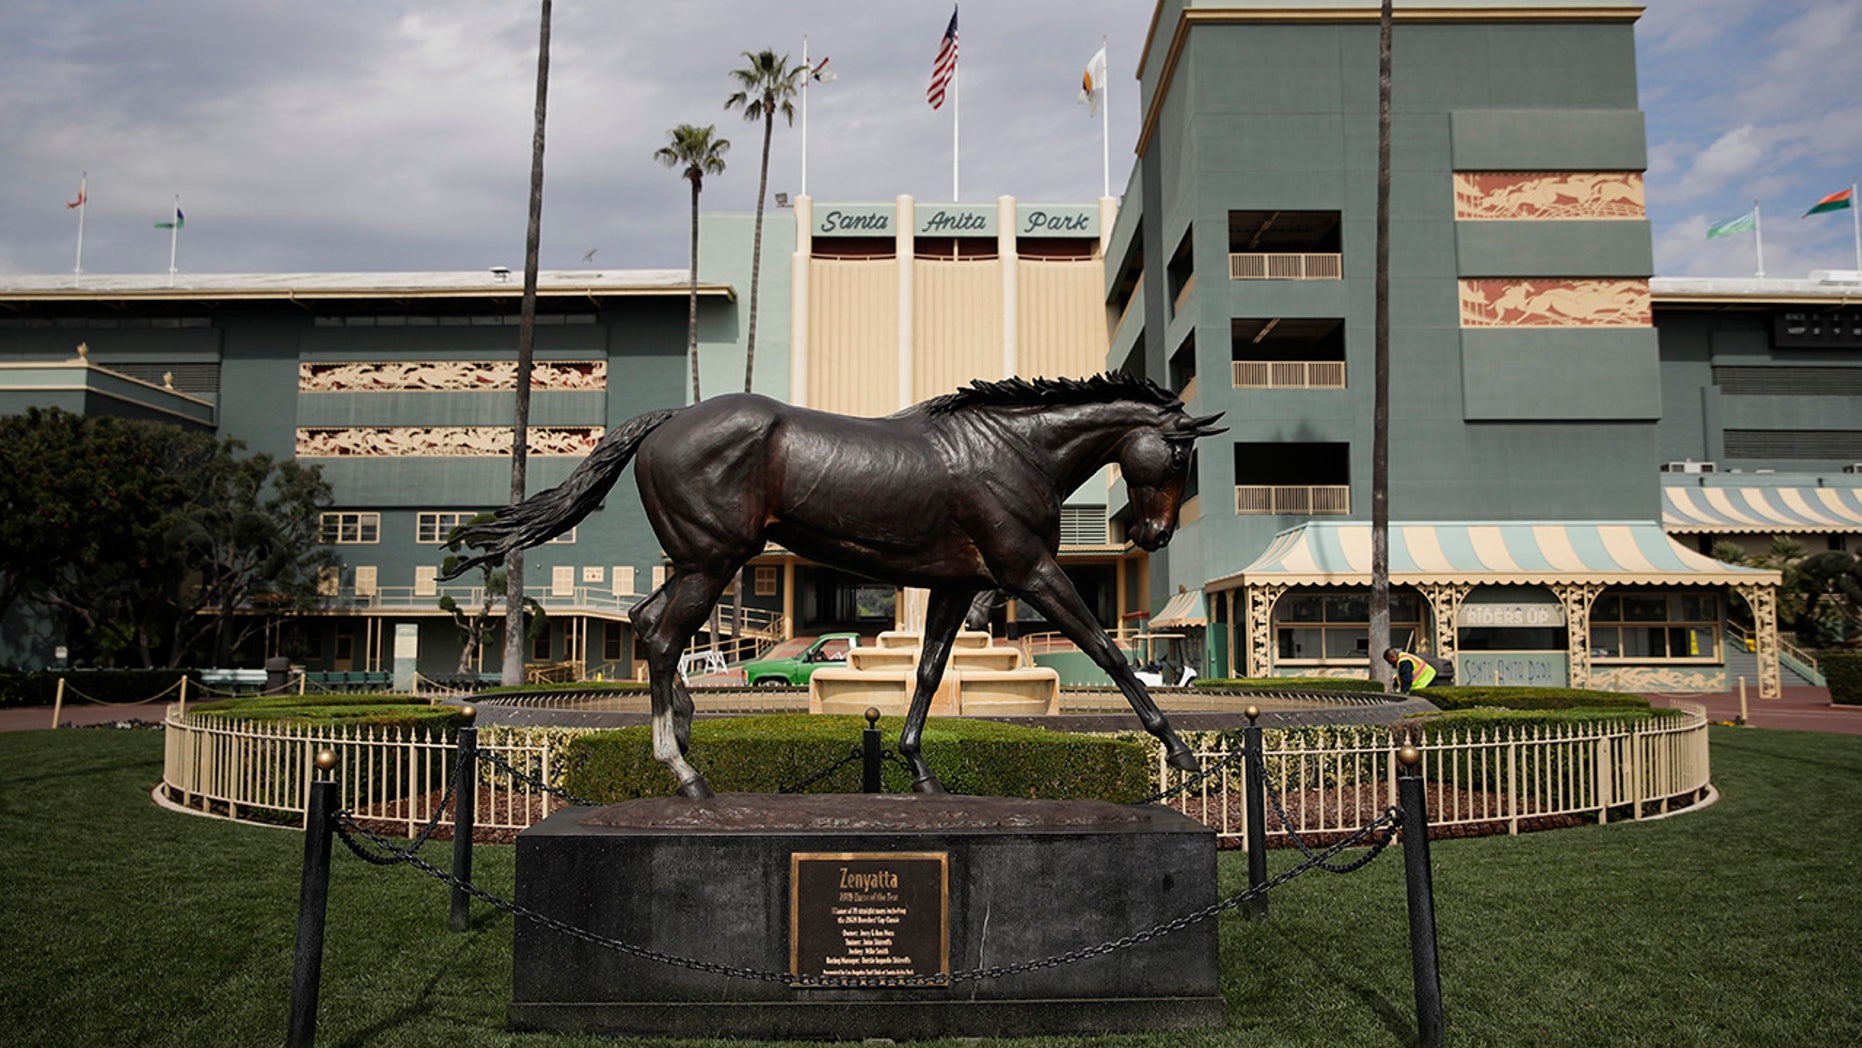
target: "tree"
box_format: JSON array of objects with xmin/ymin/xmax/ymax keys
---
[
  {"xmin": 162, "ymin": 444, "xmax": 337, "ymax": 667},
  {"xmin": 655, "ymin": 123, "xmax": 730, "ymax": 402},
  {"xmin": 441, "ymin": 518, "xmax": 546, "ymax": 675},
  {"xmin": 505, "ymin": 0, "xmax": 552, "ymax": 687},
  {"xmin": 725, "ymin": 49, "xmax": 806, "ymax": 393},
  {"xmin": 0, "ymin": 408, "xmax": 334, "ymax": 668},
  {"xmin": 1717, "ymin": 536, "xmax": 1862, "ymax": 647},
  {"xmin": 1369, "ymin": 0, "xmax": 1395, "ymax": 683}
]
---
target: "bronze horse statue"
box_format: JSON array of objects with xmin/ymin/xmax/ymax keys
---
[{"xmin": 444, "ymin": 373, "xmax": 1225, "ymax": 798}]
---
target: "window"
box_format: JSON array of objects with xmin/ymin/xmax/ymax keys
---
[
  {"xmin": 532, "ymin": 628, "xmax": 552, "ymax": 662},
  {"xmin": 417, "ymin": 511, "xmax": 480, "ymax": 544},
  {"xmin": 1276, "ymin": 590, "xmax": 1423, "ymax": 665},
  {"xmin": 545, "ymin": 527, "xmax": 577, "ymax": 545},
  {"xmin": 603, "ymin": 622, "xmax": 626, "ymax": 661},
  {"xmin": 321, "ymin": 512, "xmax": 380, "ymax": 544},
  {"xmin": 414, "ymin": 565, "xmax": 438, "ymax": 597},
  {"xmin": 755, "ymin": 566, "xmax": 778, "ymax": 597},
  {"xmin": 612, "ymin": 566, "xmax": 638, "ymax": 596},
  {"xmin": 1590, "ymin": 591, "xmax": 1720, "ymax": 661},
  {"xmin": 353, "ymin": 566, "xmax": 378, "ymax": 597}
]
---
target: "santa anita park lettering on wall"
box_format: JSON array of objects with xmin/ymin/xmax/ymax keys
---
[{"xmin": 814, "ymin": 203, "xmax": 1096, "ymax": 239}]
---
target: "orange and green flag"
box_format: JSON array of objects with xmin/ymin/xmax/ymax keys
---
[{"xmin": 1804, "ymin": 186, "xmax": 1853, "ymax": 217}]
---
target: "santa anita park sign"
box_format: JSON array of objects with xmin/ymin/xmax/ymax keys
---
[{"xmin": 813, "ymin": 202, "xmax": 1098, "ymax": 239}]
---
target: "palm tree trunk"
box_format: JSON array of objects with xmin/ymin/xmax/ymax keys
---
[
  {"xmin": 746, "ymin": 107, "xmax": 773, "ymax": 393},
  {"xmin": 504, "ymin": 0, "xmax": 550, "ymax": 686},
  {"xmin": 1369, "ymin": 0, "xmax": 1393, "ymax": 685},
  {"xmin": 688, "ymin": 176, "xmax": 702, "ymax": 401}
]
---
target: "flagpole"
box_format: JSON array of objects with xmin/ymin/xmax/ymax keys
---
[
  {"xmin": 1754, "ymin": 200, "xmax": 1765, "ymax": 278},
  {"xmin": 168, "ymin": 194, "xmax": 180, "ymax": 287},
  {"xmin": 952, "ymin": 28, "xmax": 960, "ymax": 201},
  {"xmin": 1851, "ymin": 178, "xmax": 1860, "ymax": 271},
  {"xmin": 801, "ymin": 35, "xmax": 810, "ymax": 198},
  {"xmin": 73, "ymin": 172, "xmax": 87, "ymax": 288},
  {"xmin": 1100, "ymin": 36, "xmax": 1110, "ymax": 199}
]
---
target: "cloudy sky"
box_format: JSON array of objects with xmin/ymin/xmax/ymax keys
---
[{"xmin": 3, "ymin": 0, "xmax": 1858, "ymax": 281}]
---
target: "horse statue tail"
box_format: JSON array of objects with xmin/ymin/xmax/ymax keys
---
[{"xmin": 439, "ymin": 407, "xmax": 680, "ymax": 578}]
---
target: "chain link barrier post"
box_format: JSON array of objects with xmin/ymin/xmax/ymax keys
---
[
  {"xmin": 1243, "ymin": 705, "xmax": 1269, "ymax": 920},
  {"xmin": 287, "ymin": 749, "xmax": 338, "ymax": 1048},
  {"xmin": 862, "ymin": 706, "xmax": 883, "ymax": 793},
  {"xmin": 450, "ymin": 707, "xmax": 478, "ymax": 933},
  {"xmin": 1397, "ymin": 745, "xmax": 1445, "ymax": 1048}
]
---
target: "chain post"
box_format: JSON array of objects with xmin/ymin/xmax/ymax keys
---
[
  {"xmin": 861, "ymin": 706, "xmax": 883, "ymax": 793},
  {"xmin": 450, "ymin": 707, "xmax": 478, "ymax": 933},
  {"xmin": 1397, "ymin": 745, "xmax": 1445, "ymax": 1048},
  {"xmin": 287, "ymin": 750, "xmax": 339, "ymax": 1048},
  {"xmin": 1243, "ymin": 705, "xmax": 1269, "ymax": 921}
]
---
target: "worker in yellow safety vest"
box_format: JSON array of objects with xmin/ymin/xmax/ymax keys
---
[{"xmin": 1383, "ymin": 648, "xmax": 1453, "ymax": 693}]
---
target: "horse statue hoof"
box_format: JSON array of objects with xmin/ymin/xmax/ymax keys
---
[
  {"xmin": 1166, "ymin": 746, "xmax": 1201, "ymax": 773},
  {"xmin": 910, "ymin": 774, "xmax": 948, "ymax": 795},
  {"xmin": 677, "ymin": 777, "xmax": 716, "ymax": 800}
]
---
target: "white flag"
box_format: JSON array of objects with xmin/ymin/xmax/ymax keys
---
[{"xmin": 1078, "ymin": 45, "xmax": 1107, "ymax": 116}]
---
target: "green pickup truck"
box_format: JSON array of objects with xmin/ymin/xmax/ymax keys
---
[{"xmin": 741, "ymin": 633, "xmax": 861, "ymax": 687}]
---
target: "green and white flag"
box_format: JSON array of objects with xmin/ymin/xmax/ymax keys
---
[{"xmin": 1706, "ymin": 208, "xmax": 1756, "ymax": 239}]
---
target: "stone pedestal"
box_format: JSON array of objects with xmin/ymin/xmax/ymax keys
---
[{"xmin": 508, "ymin": 793, "xmax": 1222, "ymax": 1039}]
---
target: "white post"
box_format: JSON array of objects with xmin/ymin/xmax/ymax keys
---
[
  {"xmin": 167, "ymin": 194, "xmax": 181, "ymax": 287},
  {"xmin": 951, "ymin": 41, "xmax": 960, "ymax": 201},
  {"xmin": 72, "ymin": 172, "xmax": 87, "ymax": 287},
  {"xmin": 52, "ymin": 677, "xmax": 66, "ymax": 730},
  {"xmin": 1753, "ymin": 201, "xmax": 1765, "ymax": 278},
  {"xmin": 801, "ymin": 36, "xmax": 811, "ymax": 198},
  {"xmin": 1852, "ymin": 179, "xmax": 1861, "ymax": 271},
  {"xmin": 1101, "ymin": 38, "xmax": 1111, "ymax": 200}
]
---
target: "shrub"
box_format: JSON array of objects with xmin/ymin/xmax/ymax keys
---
[
  {"xmin": 1824, "ymin": 652, "xmax": 1862, "ymax": 705},
  {"xmin": 1417, "ymin": 685, "xmax": 1648, "ymax": 712},
  {"xmin": 189, "ymin": 693, "xmax": 468, "ymax": 732},
  {"xmin": 558, "ymin": 714, "xmax": 1152, "ymax": 803}
]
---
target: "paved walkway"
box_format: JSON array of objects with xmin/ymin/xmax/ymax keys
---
[
  {"xmin": 1649, "ymin": 686, "xmax": 1862, "ymax": 736},
  {"xmin": 0, "ymin": 700, "xmax": 175, "ymax": 732}
]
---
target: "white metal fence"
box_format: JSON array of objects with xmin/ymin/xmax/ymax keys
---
[
  {"xmin": 1162, "ymin": 703, "xmax": 1711, "ymax": 844},
  {"xmin": 161, "ymin": 702, "xmax": 1711, "ymax": 842}
]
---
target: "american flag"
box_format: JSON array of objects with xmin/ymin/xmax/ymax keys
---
[{"xmin": 927, "ymin": 7, "xmax": 958, "ymax": 109}]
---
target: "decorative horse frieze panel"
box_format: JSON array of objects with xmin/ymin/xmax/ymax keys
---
[
  {"xmin": 1453, "ymin": 172, "xmax": 1646, "ymax": 221},
  {"xmin": 1459, "ymin": 279, "xmax": 1651, "ymax": 328},
  {"xmin": 296, "ymin": 426, "xmax": 604, "ymax": 458},
  {"xmin": 298, "ymin": 360, "xmax": 606, "ymax": 393}
]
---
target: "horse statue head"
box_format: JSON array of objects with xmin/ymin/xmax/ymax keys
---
[{"xmin": 1118, "ymin": 403, "xmax": 1226, "ymax": 551}]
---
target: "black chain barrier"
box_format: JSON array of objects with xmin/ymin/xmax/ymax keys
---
[
  {"xmin": 330, "ymin": 802, "xmax": 1403, "ymax": 988},
  {"xmin": 1261, "ymin": 768, "xmax": 1401, "ymax": 874},
  {"xmin": 474, "ymin": 747, "xmax": 598, "ymax": 808},
  {"xmin": 329, "ymin": 755, "xmax": 463, "ymax": 865},
  {"xmin": 778, "ymin": 748, "xmax": 862, "ymax": 794},
  {"xmin": 1129, "ymin": 746, "xmax": 1252, "ymax": 805}
]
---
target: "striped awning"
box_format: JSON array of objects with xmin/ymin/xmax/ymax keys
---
[
  {"xmin": 1208, "ymin": 521, "xmax": 1774, "ymax": 591},
  {"xmin": 1150, "ymin": 588, "xmax": 1207, "ymax": 629},
  {"xmin": 1662, "ymin": 485, "xmax": 1862, "ymax": 534}
]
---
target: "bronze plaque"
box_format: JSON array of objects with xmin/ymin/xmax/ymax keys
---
[{"xmin": 789, "ymin": 851, "xmax": 949, "ymax": 985}]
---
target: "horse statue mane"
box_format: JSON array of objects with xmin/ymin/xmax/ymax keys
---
[{"xmin": 917, "ymin": 372, "xmax": 1183, "ymax": 417}]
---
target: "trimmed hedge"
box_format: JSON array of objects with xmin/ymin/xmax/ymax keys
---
[
  {"xmin": 189, "ymin": 693, "xmax": 468, "ymax": 732},
  {"xmin": 1416, "ymin": 685, "xmax": 1649, "ymax": 712},
  {"xmin": 559, "ymin": 714, "xmax": 1152, "ymax": 803},
  {"xmin": 1191, "ymin": 676, "xmax": 1388, "ymax": 694},
  {"xmin": 1824, "ymin": 652, "xmax": 1862, "ymax": 706},
  {"xmin": 0, "ymin": 670, "xmax": 199, "ymax": 709}
]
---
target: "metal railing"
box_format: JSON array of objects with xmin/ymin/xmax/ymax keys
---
[
  {"xmin": 1229, "ymin": 253, "xmax": 1342, "ymax": 280},
  {"xmin": 1726, "ymin": 619, "xmax": 1822, "ymax": 685},
  {"xmin": 163, "ymin": 702, "xmax": 1711, "ymax": 844},
  {"xmin": 162, "ymin": 711, "xmax": 560, "ymax": 834},
  {"xmin": 1232, "ymin": 360, "xmax": 1347, "ymax": 389},
  {"xmin": 1235, "ymin": 484, "xmax": 1351, "ymax": 515},
  {"xmin": 1161, "ymin": 703, "xmax": 1710, "ymax": 843}
]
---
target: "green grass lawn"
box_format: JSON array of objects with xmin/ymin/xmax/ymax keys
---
[{"xmin": 2, "ymin": 726, "xmax": 1858, "ymax": 1047}]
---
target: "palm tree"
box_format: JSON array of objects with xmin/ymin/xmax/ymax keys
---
[
  {"xmin": 1369, "ymin": 0, "xmax": 1394, "ymax": 686},
  {"xmin": 725, "ymin": 49, "xmax": 807, "ymax": 393},
  {"xmin": 655, "ymin": 124, "xmax": 730, "ymax": 403},
  {"xmin": 505, "ymin": 0, "xmax": 551, "ymax": 686}
]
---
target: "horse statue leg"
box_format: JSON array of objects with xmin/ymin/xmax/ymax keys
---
[
  {"xmin": 1009, "ymin": 560, "xmax": 1201, "ymax": 774},
  {"xmin": 897, "ymin": 588, "xmax": 975, "ymax": 794},
  {"xmin": 630, "ymin": 570, "xmax": 731, "ymax": 799}
]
